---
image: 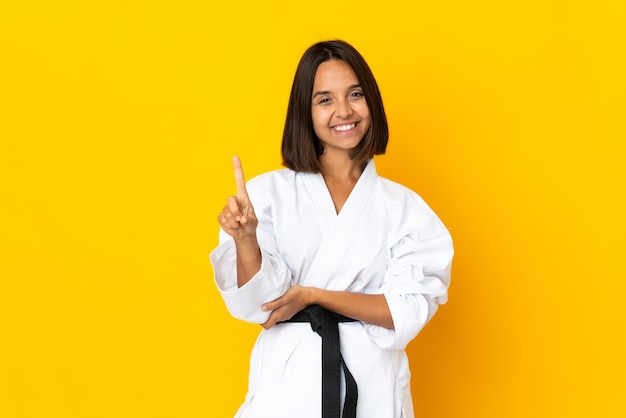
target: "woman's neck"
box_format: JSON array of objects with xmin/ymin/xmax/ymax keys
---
[{"xmin": 319, "ymin": 151, "xmax": 364, "ymax": 181}]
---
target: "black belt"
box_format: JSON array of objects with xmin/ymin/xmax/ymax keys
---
[{"xmin": 282, "ymin": 305, "xmax": 358, "ymax": 418}]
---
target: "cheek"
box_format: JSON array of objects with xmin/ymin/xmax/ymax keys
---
[
  {"xmin": 358, "ymin": 103, "xmax": 371, "ymax": 119},
  {"xmin": 357, "ymin": 106, "xmax": 371, "ymax": 127},
  {"xmin": 311, "ymin": 109, "xmax": 329, "ymax": 128}
]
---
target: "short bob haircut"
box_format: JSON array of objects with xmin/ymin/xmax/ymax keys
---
[{"xmin": 281, "ymin": 40, "xmax": 389, "ymax": 173}]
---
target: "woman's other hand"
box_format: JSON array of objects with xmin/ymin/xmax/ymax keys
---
[{"xmin": 261, "ymin": 285, "xmax": 313, "ymax": 329}]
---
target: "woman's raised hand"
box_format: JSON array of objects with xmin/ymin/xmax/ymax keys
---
[{"xmin": 218, "ymin": 156, "xmax": 258, "ymax": 240}]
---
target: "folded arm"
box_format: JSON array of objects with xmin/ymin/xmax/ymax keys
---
[{"xmin": 261, "ymin": 286, "xmax": 394, "ymax": 330}]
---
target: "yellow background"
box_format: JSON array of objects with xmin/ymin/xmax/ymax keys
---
[{"xmin": 1, "ymin": 1, "xmax": 625, "ymax": 417}]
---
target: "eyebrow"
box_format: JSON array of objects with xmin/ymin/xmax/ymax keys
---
[{"xmin": 312, "ymin": 84, "xmax": 362, "ymax": 97}]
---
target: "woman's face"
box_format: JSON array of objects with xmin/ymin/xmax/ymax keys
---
[{"xmin": 311, "ymin": 59, "xmax": 371, "ymax": 154}]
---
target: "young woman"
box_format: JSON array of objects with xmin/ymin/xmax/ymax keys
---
[{"xmin": 211, "ymin": 40, "xmax": 453, "ymax": 418}]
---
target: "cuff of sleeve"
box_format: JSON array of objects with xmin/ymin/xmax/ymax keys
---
[
  {"xmin": 366, "ymin": 293, "xmax": 436, "ymax": 349},
  {"xmin": 211, "ymin": 242, "xmax": 291, "ymax": 324}
]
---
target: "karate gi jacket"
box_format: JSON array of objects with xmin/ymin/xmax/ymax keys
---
[{"xmin": 210, "ymin": 160, "xmax": 453, "ymax": 418}]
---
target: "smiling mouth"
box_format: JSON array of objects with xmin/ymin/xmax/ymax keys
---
[{"xmin": 332, "ymin": 122, "xmax": 358, "ymax": 132}]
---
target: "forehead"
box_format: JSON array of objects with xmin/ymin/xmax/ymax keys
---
[{"xmin": 313, "ymin": 59, "xmax": 359, "ymax": 90}]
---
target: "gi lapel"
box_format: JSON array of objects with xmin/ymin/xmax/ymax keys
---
[{"xmin": 301, "ymin": 160, "xmax": 379, "ymax": 289}]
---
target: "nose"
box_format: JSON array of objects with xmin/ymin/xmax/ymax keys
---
[{"xmin": 335, "ymin": 98, "xmax": 353, "ymax": 118}]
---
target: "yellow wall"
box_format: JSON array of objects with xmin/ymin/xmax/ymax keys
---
[{"xmin": 1, "ymin": 1, "xmax": 624, "ymax": 417}]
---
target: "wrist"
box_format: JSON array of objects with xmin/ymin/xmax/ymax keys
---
[
  {"xmin": 235, "ymin": 236, "xmax": 261, "ymax": 260},
  {"xmin": 306, "ymin": 287, "xmax": 321, "ymax": 307},
  {"xmin": 234, "ymin": 233, "xmax": 259, "ymax": 249}
]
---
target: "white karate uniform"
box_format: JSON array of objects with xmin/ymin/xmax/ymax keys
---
[{"xmin": 210, "ymin": 160, "xmax": 453, "ymax": 418}]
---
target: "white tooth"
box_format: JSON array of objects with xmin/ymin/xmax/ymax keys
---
[{"xmin": 335, "ymin": 123, "xmax": 355, "ymax": 131}]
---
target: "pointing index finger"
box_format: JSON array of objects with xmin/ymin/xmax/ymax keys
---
[{"xmin": 233, "ymin": 156, "xmax": 248, "ymax": 196}]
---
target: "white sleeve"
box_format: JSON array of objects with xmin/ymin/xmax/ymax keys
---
[
  {"xmin": 365, "ymin": 228, "xmax": 453, "ymax": 349},
  {"xmin": 209, "ymin": 180, "xmax": 292, "ymax": 324}
]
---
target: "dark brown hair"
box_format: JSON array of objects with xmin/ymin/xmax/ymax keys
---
[{"xmin": 281, "ymin": 40, "xmax": 389, "ymax": 173}]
